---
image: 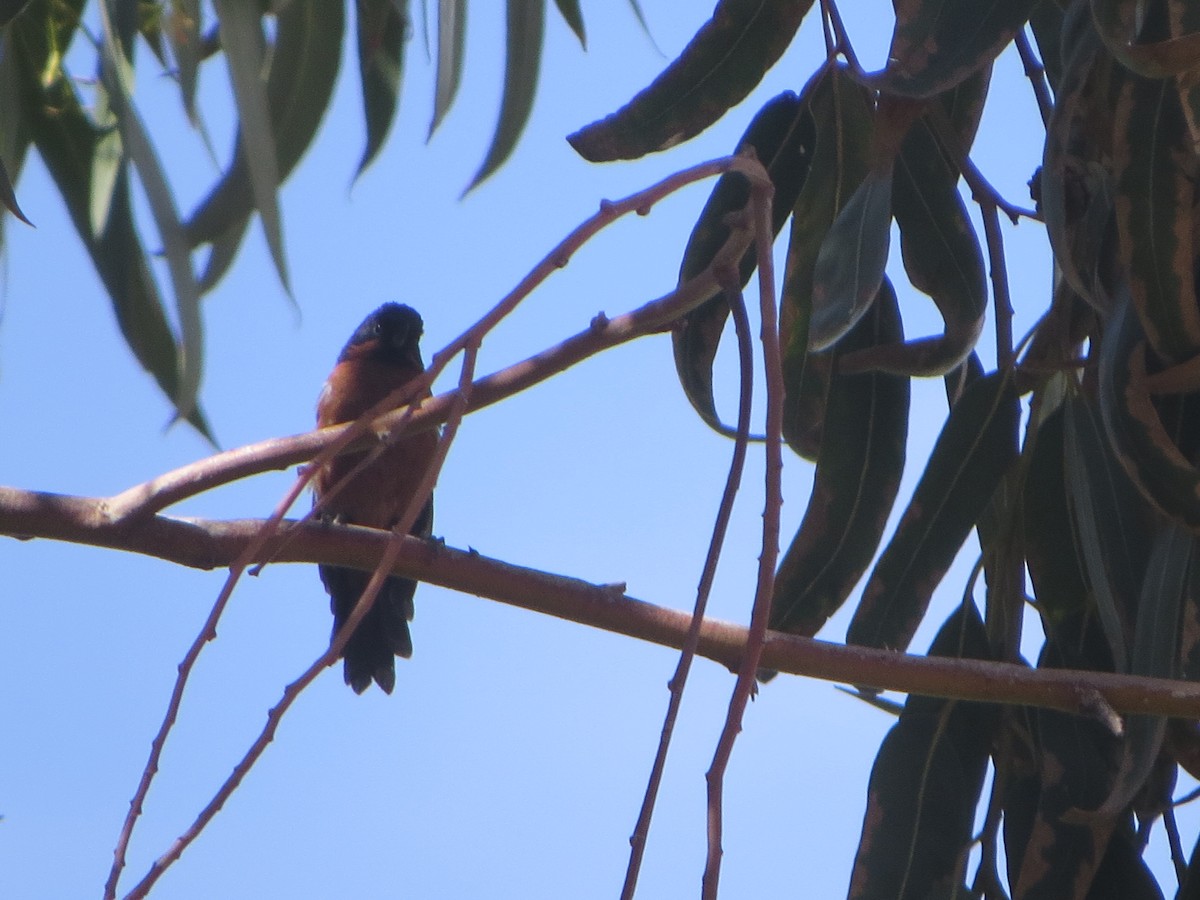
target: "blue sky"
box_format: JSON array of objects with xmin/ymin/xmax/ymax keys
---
[{"xmin": 1, "ymin": 3, "xmax": 1192, "ymax": 898}]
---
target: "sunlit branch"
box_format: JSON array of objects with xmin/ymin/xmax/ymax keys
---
[{"xmin": 6, "ymin": 495, "xmax": 1200, "ymax": 719}]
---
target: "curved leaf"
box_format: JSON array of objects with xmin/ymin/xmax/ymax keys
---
[
  {"xmin": 164, "ymin": 0, "xmax": 201, "ymax": 121},
  {"xmin": 1028, "ymin": 1, "xmax": 1066, "ymax": 93},
  {"xmin": 1099, "ymin": 294, "xmax": 1200, "ymax": 530},
  {"xmin": 1063, "ymin": 395, "xmax": 1154, "ymax": 673},
  {"xmin": 355, "ymin": 0, "xmax": 407, "ymax": 179},
  {"xmin": 874, "ymin": 0, "xmax": 1040, "ymax": 98},
  {"xmin": 212, "ymin": 0, "xmax": 287, "ymax": 290},
  {"xmin": 1040, "ymin": 6, "xmax": 1120, "ymax": 313},
  {"xmin": 781, "ymin": 65, "xmax": 874, "ymax": 459},
  {"xmin": 429, "ymin": 0, "xmax": 466, "ymax": 138},
  {"xmin": 185, "ymin": 0, "xmax": 343, "ymax": 284},
  {"xmin": 1081, "ymin": 524, "xmax": 1192, "ymax": 822},
  {"xmin": 567, "ymin": 0, "xmax": 814, "ymax": 162},
  {"xmin": 673, "ymin": 91, "xmax": 815, "ymax": 431},
  {"xmin": 0, "ymin": 152, "xmax": 31, "ymax": 225},
  {"xmin": 840, "ymin": 81, "xmax": 989, "ymax": 376},
  {"xmin": 10, "ymin": 1, "xmax": 213, "ymax": 440},
  {"xmin": 464, "ymin": 0, "xmax": 543, "ymax": 192},
  {"xmin": 848, "ymin": 602, "xmax": 996, "ymax": 900},
  {"xmin": 1024, "ymin": 401, "xmax": 1091, "ymax": 635},
  {"xmin": 552, "ymin": 0, "xmax": 585, "ymax": 47},
  {"xmin": 1112, "ymin": 68, "xmax": 1200, "ymax": 364},
  {"xmin": 772, "ymin": 279, "xmax": 909, "ymax": 637},
  {"xmin": 848, "ymin": 371, "xmax": 1020, "ymax": 652},
  {"xmin": 808, "ymin": 166, "xmax": 893, "ymax": 351}
]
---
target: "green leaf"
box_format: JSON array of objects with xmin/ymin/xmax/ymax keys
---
[
  {"xmin": 840, "ymin": 81, "xmax": 989, "ymax": 376},
  {"xmin": 355, "ymin": 0, "xmax": 407, "ymax": 179},
  {"xmin": 97, "ymin": 1, "xmax": 207, "ymax": 424},
  {"xmin": 212, "ymin": 0, "xmax": 288, "ymax": 291},
  {"xmin": 164, "ymin": 0, "xmax": 201, "ymax": 121},
  {"xmin": 808, "ymin": 167, "xmax": 893, "ymax": 351},
  {"xmin": 780, "ymin": 64, "xmax": 874, "ymax": 459},
  {"xmin": 429, "ymin": 0, "xmax": 466, "ymax": 138},
  {"xmin": 0, "ymin": 0, "xmax": 30, "ymax": 26},
  {"xmin": 1112, "ymin": 68, "xmax": 1200, "ymax": 364},
  {"xmin": 1079, "ymin": 523, "xmax": 1192, "ymax": 822},
  {"xmin": 772, "ymin": 279, "xmax": 909, "ymax": 637},
  {"xmin": 567, "ymin": 0, "xmax": 814, "ymax": 162},
  {"xmin": 875, "ymin": 0, "xmax": 1041, "ymax": 98},
  {"xmin": 1024, "ymin": 400, "xmax": 1091, "ymax": 634},
  {"xmin": 1063, "ymin": 395, "xmax": 1154, "ymax": 673},
  {"xmin": 848, "ymin": 602, "xmax": 996, "ymax": 900},
  {"xmin": 1028, "ymin": 0, "xmax": 1066, "ymax": 93},
  {"xmin": 552, "ymin": 0, "xmax": 585, "ymax": 48},
  {"xmin": 1099, "ymin": 293, "xmax": 1200, "ymax": 530},
  {"xmin": 185, "ymin": 0, "xmax": 343, "ymax": 293},
  {"xmin": 1040, "ymin": 6, "xmax": 1120, "ymax": 314},
  {"xmin": 12, "ymin": 24, "xmax": 212, "ymax": 438},
  {"xmin": 464, "ymin": 0, "xmax": 543, "ymax": 192},
  {"xmin": 1012, "ymin": 705, "xmax": 1121, "ymax": 898},
  {"xmin": 673, "ymin": 91, "xmax": 814, "ymax": 432},
  {"xmin": 0, "ymin": 152, "xmax": 31, "ymax": 225},
  {"xmin": 88, "ymin": 82, "xmax": 121, "ymax": 238},
  {"xmin": 848, "ymin": 371, "xmax": 1020, "ymax": 652}
]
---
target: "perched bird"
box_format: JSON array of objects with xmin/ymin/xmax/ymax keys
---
[{"xmin": 314, "ymin": 303, "xmax": 437, "ymax": 694}]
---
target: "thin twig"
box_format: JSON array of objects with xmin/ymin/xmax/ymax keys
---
[
  {"xmin": 925, "ymin": 106, "xmax": 1040, "ymax": 225},
  {"xmin": 1014, "ymin": 28, "xmax": 1053, "ymax": 129},
  {"xmin": 702, "ymin": 179, "xmax": 782, "ymax": 900},
  {"xmin": 980, "ymin": 203, "xmax": 1015, "ymax": 370},
  {"xmin": 120, "ymin": 347, "xmax": 478, "ymax": 900},
  {"xmin": 620, "ymin": 283, "xmax": 755, "ymax": 900},
  {"xmin": 103, "ymin": 155, "xmax": 770, "ymax": 523},
  {"xmin": 821, "ymin": 0, "xmax": 867, "ymax": 79}
]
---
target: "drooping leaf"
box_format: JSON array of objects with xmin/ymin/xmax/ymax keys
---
[
  {"xmin": 1078, "ymin": 523, "xmax": 1192, "ymax": 822},
  {"xmin": 848, "ymin": 371, "xmax": 1020, "ymax": 652},
  {"xmin": 1024, "ymin": 400, "xmax": 1091, "ymax": 640},
  {"xmin": 164, "ymin": 0, "xmax": 201, "ymax": 121},
  {"xmin": 212, "ymin": 0, "xmax": 288, "ymax": 291},
  {"xmin": 552, "ymin": 0, "xmax": 585, "ymax": 48},
  {"xmin": 10, "ymin": 0, "xmax": 213, "ymax": 440},
  {"xmin": 848, "ymin": 602, "xmax": 996, "ymax": 899},
  {"xmin": 1099, "ymin": 293, "xmax": 1200, "ymax": 530},
  {"xmin": 96, "ymin": 3, "xmax": 207, "ymax": 424},
  {"xmin": 355, "ymin": 0, "xmax": 407, "ymax": 179},
  {"xmin": 1063, "ymin": 394, "xmax": 1154, "ymax": 673},
  {"xmin": 780, "ymin": 64, "xmax": 874, "ymax": 459},
  {"xmin": 1011, "ymin": 638, "xmax": 1124, "ymax": 899},
  {"xmin": 567, "ymin": 0, "xmax": 814, "ymax": 162},
  {"xmin": 0, "ymin": 0, "xmax": 30, "ymax": 26},
  {"xmin": 0, "ymin": 152, "xmax": 31, "ymax": 225},
  {"xmin": 1040, "ymin": 5, "xmax": 1120, "ymax": 314},
  {"xmin": 1112, "ymin": 67, "xmax": 1200, "ymax": 364},
  {"xmin": 185, "ymin": 0, "xmax": 343, "ymax": 293},
  {"xmin": 874, "ymin": 0, "xmax": 1041, "ymax": 98},
  {"xmin": 839, "ymin": 77, "xmax": 989, "ymax": 376},
  {"xmin": 429, "ymin": 0, "xmax": 466, "ymax": 138},
  {"xmin": 673, "ymin": 91, "xmax": 814, "ymax": 431},
  {"xmin": 464, "ymin": 0, "xmax": 543, "ymax": 192},
  {"xmin": 772, "ymin": 279, "xmax": 909, "ymax": 637},
  {"xmin": 1028, "ymin": 0, "xmax": 1065, "ymax": 93},
  {"xmin": 807, "ymin": 166, "xmax": 893, "ymax": 351}
]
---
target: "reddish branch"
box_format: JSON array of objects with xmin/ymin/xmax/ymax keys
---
[
  {"xmin": 703, "ymin": 180, "xmax": 784, "ymax": 899},
  {"xmin": 620, "ymin": 283, "xmax": 756, "ymax": 900},
  {"xmin": 5, "ymin": 494, "xmax": 1200, "ymax": 718}
]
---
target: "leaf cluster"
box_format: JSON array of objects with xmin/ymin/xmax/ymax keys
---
[{"xmin": 569, "ymin": 0, "xmax": 1200, "ymax": 896}]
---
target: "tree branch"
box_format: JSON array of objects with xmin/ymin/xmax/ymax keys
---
[{"xmin": 6, "ymin": 491, "xmax": 1200, "ymax": 718}]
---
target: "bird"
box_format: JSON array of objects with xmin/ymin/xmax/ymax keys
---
[{"xmin": 314, "ymin": 303, "xmax": 438, "ymax": 694}]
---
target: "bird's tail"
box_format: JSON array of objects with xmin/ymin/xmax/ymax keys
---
[{"xmin": 320, "ymin": 565, "xmax": 416, "ymax": 694}]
